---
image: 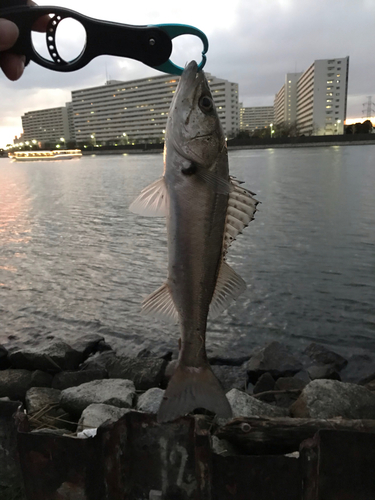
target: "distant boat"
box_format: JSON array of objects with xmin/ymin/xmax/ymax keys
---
[{"xmin": 10, "ymin": 150, "xmax": 82, "ymax": 161}]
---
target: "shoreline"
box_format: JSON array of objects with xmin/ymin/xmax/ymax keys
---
[{"xmin": 78, "ymin": 138, "xmax": 375, "ymax": 155}]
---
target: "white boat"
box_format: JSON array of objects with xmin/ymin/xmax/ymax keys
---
[{"xmin": 10, "ymin": 149, "xmax": 82, "ymax": 161}]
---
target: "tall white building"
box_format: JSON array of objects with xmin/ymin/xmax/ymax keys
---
[
  {"xmin": 71, "ymin": 73, "xmax": 239, "ymax": 144},
  {"xmin": 240, "ymin": 106, "xmax": 274, "ymax": 132},
  {"xmin": 21, "ymin": 105, "xmax": 73, "ymax": 143},
  {"xmin": 274, "ymin": 57, "xmax": 349, "ymax": 135}
]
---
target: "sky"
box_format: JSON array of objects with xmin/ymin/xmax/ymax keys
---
[{"xmin": 1, "ymin": 0, "xmax": 375, "ymax": 147}]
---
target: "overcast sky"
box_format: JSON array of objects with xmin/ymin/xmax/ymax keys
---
[{"xmin": 1, "ymin": 0, "xmax": 374, "ymax": 147}]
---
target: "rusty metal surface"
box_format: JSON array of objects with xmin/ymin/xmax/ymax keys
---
[
  {"xmin": 301, "ymin": 430, "xmax": 375, "ymax": 500},
  {"xmin": 212, "ymin": 454, "xmax": 301, "ymax": 500},
  {"xmin": 0, "ymin": 400, "xmax": 26, "ymax": 499}
]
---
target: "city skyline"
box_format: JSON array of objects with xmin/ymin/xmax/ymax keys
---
[{"xmin": 1, "ymin": 0, "xmax": 375, "ymax": 147}]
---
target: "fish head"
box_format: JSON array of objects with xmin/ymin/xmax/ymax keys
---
[{"xmin": 166, "ymin": 60, "xmax": 225, "ymax": 166}]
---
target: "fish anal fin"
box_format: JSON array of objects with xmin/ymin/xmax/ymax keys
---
[
  {"xmin": 129, "ymin": 177, "xmax": 168, "ymax": 217},
  {"xmin": 209, "ymin": 260, "xmax": 246, "ymax": 319},
  {"xmin": 157, "ymin": 363, "xmax": 232, "ymax": 423},
  {"xmin": 142, "ymin": 283, "xmax": 179, "ymax": 324}
]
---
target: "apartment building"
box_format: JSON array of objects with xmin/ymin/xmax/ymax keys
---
[
  {"xmin": 21, "ymin": 105, "xmax": 73, "ymax": 143},
  {"xmin": 71, "ymin": 73, "xmax": 239, "ymax": 144},
  {"xmin": 274, "ymin": 57, "xmax": 349, "ymax": 135},
  {"xmin": 240, "ymin": 106, "xmax": 274, "ymax": 132}
]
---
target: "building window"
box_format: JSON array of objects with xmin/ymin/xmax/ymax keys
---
[
  {"xmin": 326, "ymin": 105, "xmax": 332, "ymax": 109},
  {"xmin": 327, "ymin": 80, "xmax": 333, "ymax": 84}
]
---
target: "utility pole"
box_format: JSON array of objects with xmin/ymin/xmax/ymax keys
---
[{"xmin": 362, "ymin": 96, "xmax": 375, "ymax": 119}]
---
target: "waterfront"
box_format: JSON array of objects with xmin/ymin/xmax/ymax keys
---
[{"xmin": 0, "ymin": 145, "xmax": 374, "ymax": 365}]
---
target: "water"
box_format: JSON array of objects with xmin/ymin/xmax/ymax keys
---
[{"xmin": 1, "ymin": 146, "xmax": 374, "ymax": 362}]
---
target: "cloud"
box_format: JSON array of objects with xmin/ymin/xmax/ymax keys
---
[{"xmin": 1, "ymin": 0, "xmax": 374, "ymax": 146}]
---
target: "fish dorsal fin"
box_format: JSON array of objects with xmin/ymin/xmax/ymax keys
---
[
  {"xmin": 129, "ymin": 177, "xmax": 168, "ymax": 217},
  {"xmin": 223, "ymin": 177, "xmax": 259, "ymax": 255},
  {"xmin": 142, "ymin": 283, "xmax": 179, "ymax": 324},
  {"xmin": 209, "ymin": 260, "xmax": 246, "ymax": 319}
]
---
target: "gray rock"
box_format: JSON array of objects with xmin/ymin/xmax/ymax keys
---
[
  {"xmin": 31, "ymin": 370, "xmax": 53, "ymax": 388},
  {"xmin": 211, "ymin": 364, "xmax": 248, "ymax": 392},
  {"xmin": 307, "ymin": 364, "xmax": 341, "ymax": 381},
  {"xmin": 293, "ymin": 369, "xmax": 311, "ymax": 384},
  {"xmin": 106, "ymin": 356, "xmax": 167, "ymax": 390},
  {"xmin": 274, "ymin": 376, "xmax": 306, "ymax": 408},
  {"xmin": 226, "ymin": 388, "xmax": 288, "ymax": 418},
  {"xmin": 209, "ymin": 355, "xmax": 251, "ymax": 366},
  {"xmin": 290, "ymin": 379, "xmax": 375, "ymax": 419},
  {"xmin": 8, "ymin": 340, "xmax": 82, "ymax": 372},
  {"xmin": 77, "ymin": 403, "xmax": 130, "ymax": 431},
  {"xmin": 25, "ymin": 387, "xmax": 61, "ymax": 415},
  {"xmin": 247, "ymin": 342, "xmax": 303, "ymax": 384},
  {"xmin": 80, "ymin": 350, "xmax": 117, "ymax": 373},
  {"xmin": 52, "ymin": 369, "xmax": 106, "ymax": 390},
  {"xmin": 253, "ymin": 372, "xmax": 275, "ymax": 402},
  {"xmin": 304, "ymin": 342, "xmax": 348, "ymax": 371},
  {"xmin": 0, "ymin": 369, "xmax": 51, "ymax": 401},
  {"xmin": 136, "ymin": 388, "xmax": 164, "ymax": 414},
  {"xmin": 71, "ymin": 334, "xmax": 111, "ymax": 360},
  {"xmin": 0, "ymin": 345, "xmax": 9, "ymax": 369},
  {"xmin": 60, "ymin": 379, "xmax": 136, "ymax": 416}
]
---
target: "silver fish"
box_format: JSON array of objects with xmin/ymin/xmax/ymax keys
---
[{"xmin": 130, "ymin": 61, "xmax": 259, "ymax": 423}]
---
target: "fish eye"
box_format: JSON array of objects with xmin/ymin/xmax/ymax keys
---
[{"xmin": 199, "ymin": 95, "xmax": 213, "ymax": 113}]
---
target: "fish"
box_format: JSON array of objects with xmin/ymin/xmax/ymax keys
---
[{"xmin": 129, "ymin": 60, "xmax": 259, "ymax": 423}]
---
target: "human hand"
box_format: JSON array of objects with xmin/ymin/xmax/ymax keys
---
[{"xmin": 0, "ymin": 1, "xmax": 48, "ymax": 80}]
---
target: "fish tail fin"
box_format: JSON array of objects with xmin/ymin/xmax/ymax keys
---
[{"xmin": 157, "ymin": 363, "xmax": 232, "ymax": 423}]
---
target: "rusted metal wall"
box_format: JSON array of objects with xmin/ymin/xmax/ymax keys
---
[{"xmin": 1, "ymin": 404, "xmax": 374, "ymax": 500}]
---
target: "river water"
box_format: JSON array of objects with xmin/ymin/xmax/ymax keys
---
[{"xmin": 1, "ymin": 146, "xmax": 374, "ymax": 363}]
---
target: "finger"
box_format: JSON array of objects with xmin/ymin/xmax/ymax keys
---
[
  {"xmin": 0, "ymin": 19, "xmax": 19, "ymax": 51},
  {"xmin": 0, "ymin": 53, "xmax": 25, "ymax": 80},
  {"xmin": 28, "ymin": 0, "xmax": 50, "ymax": 32}
]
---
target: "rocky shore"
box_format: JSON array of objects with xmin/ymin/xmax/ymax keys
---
[
  {"xmin": 1, "ymin": 335, "xmax": 375, "ymax": 497},
  {"xmin": 1, "ymin": 335, "xmax": 375, "ymax": 430}
]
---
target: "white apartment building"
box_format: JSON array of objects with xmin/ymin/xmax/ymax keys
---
[
  {"xmin": 21, "ymin": 105, "xmax": 73, "ymax": 143},
  {"xmin": 274, "ymin": 73, "xmax": 302, "ymax": 127},
  {"xmin": 274, "ymin": 57, "xmax": 349, "ymax": 135},
  {"xmin": 240, "ymin": 106, "xmax": 274, "ymax": 132},
  {"xmin": 71, "ymin": 73, "xmax": 239, "ymax": 144}
]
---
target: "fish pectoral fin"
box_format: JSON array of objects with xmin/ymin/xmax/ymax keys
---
[
  {"xmin": 196, "ymin": 167, "xmax": 231, "ymax": 195},
  {"xmin": 209, "ymin": 261, "xmax": 246, "ymax": 319},
  {"xmin": 223, "ymin": 177, "xmax": 260, "ymax": 255},
  {"xmin": 141, "ymin": 283, "xmax": 179, "ymax": 324},
  {"xmin": 157, "ymin": 364, "xmax": 232, "ymax": 423},
  {"xmin": 129, "ymin": 177, "xmax": 168, "ymax": 217}
]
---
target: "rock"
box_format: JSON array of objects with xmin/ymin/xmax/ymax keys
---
[
  {"xmin": 253, "ymin": 373, "xmax": 275, "ymax": 402},
  {"xmin": 365, "ymin": 380, "xmax": 375, "ymax": 392},
  {"xmin": 209, "ymin": 355, "xmax": 250, "ymax": 366},
  {"xmin": 77, "ymin": 403, "xmax": 130, "ymax": 431},
  {"xmin": 342, "ymin": 354, "xmax": 374, "ymax": 383},
  {"xmin": 52, "ymin": 369, "xmax": 106, "ymax": 390},
  {"xmin": 307, "ymin": 364, "xmax": 341, "ymax": 381},
  {"xmin": 274, "ymin": 377, "xmax": 306, "ymax": 408},
  {"xmin": 247, "ymin": 342, "xmax": 303, "ymax": 384},
  {"xmin": 8, "ymin": 340, "xmax": 83, "ymax": 372},
  {"xmin": 226, "ymin": 388, "xmax": 288, "ymax": 418},
  {"xmin": 60, "ymin": 379, "xmax": 136, "ymax": 417},
  {"xmin": 71, "ymin": 334, "xmax": 110, "ymax": 360},
  {"xmin": 304, "ymin": 342, "xmax": 348, "ymax": 371},
  {"xmin": 293, "ymin": 370, "xmax": 311, "ymax": 384},
  {"xmin": 0, "ymin": 345, "xmax": 9, "ymax": 370},
  {"xmin": 106, "ymin": 356, "xmax": 167, "ymax": 390},
  {"xmin": 0, "ymin": 369, "xmax": 51, "ymax": 401},
  {"xmin": 211, "ymin": 364, "xmax": 248, "ymax": 392},
  {"xmin": 25, "ymin": 387, "xmax": 61, "ymax": 414},
  {"xmin": 31, "ymin": 370, "xmax": 53, "ymax": 388},
  {"xmin": 290, "ymin": 379, "xmax": 375, "ymax": 419},
  {"xmin": 136, "ymin": 388, "xmax": 164, "ymax": 414},
  {"xmin": 80, "ymin": 350, "xmax": 117, "ymax": 373}
]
